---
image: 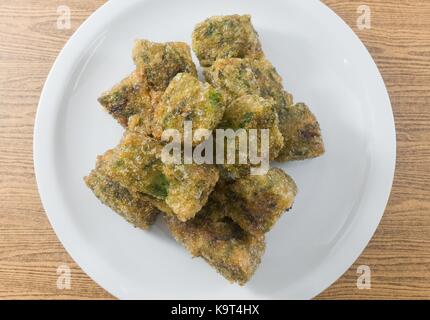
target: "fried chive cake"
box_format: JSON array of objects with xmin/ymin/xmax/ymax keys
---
[
  {"xmin": 211, "ymin": 168, "xmax": 297, "ymax": 236},
  {"xmin": 84, "ymin": 150, "xmax": 159, "ymax": 229},
  {"xmin": 133, "ymin": 40, "xmax": 197, "ymax": 92},
  {"xmin": 192, "ymin": 14, "xmax": 264, "ymax": 67},
  {"xmin": 204, "ymin": 57, "xmax": 288, "ymax": 111},
  {"xmin": 276, "ymin": 102, "xmax": 325, "ymax": 162},
  {"xmin": 98, "ymin": 71, "xmax": 153, "ymax": 127},
  {"xmin": 99, "ymin": 131, "xmax": 219, "ymax": 222},
  {"xmin": 164, "ymin": 200, "xmax": 265, "ymax": 285},
  {"xmin": 152, "ymin": 73, "xmax": 225, "ymax": 143},
  {"xmin": 217, "ymin": 94, "xmax": 284, "ymax": 180}
]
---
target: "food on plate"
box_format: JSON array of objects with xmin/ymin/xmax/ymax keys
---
[
  {"xmin": 152, "ymin": 73, "xmax": 225, "ymax": 142},
  {"xmin": 164, "ymin": 200, "xmax": 265, "ymax": 285},
  {"xmin": 203, "ymin": 58, "xmax": 261, "ymax": 105},
  {"xmin": 276, "ymin": 103, "xmax": 325, "ymax": 161},
  {"xmin": 98, "ymin": 71, "xmax": 153, "ymax": 127},
  {"xmin": 220, "ymin": 94, "xmax": 284, "ymax": 160},
  {"xmin": 86, "ymin": 14, "xmax": 325, "ymax": 285},
  {"xmin": 211, "ymin": 168, "xmax": 297, "ymax": 235},
  {"xmin": 132, "ymin": 40, "xmax": 197, "ymax": 92},
  {"xmin": 250, "ymin": 58, "xmax": 291, "ymax": 112},
  {"xmin": 101, "ymin": 131, "xmax": 219, "ymax": 221},
  {"xmin": 84, "ymin": 150, "xmax": 159, "ymax": 229},
  {"xmin": 204, "ymin": 57, "xmax": 288, "ymax": 111},
  {"xmin": 192, "ymin": 14, "xmax": 263, "ymax": 67},
  {"xmin": 217, "ymin": 94, "xmax": 284, "ymax": 180}
]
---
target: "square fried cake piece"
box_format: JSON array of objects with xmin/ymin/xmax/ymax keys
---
[
  {"xmin": 84, "ymin": 150, "xmax": 159, "ymax": 229},
  {"xmin": 221, "ymin": 94, "xmax": 284, "ymax": 159},
  {"xmin": 192, "ymin": 15, "xmax": 264, "ymax": 67},
  {"xmin": 152, "ymin": 73, "xmax": 225, "ymax": 142},
  {"xmin": 164, "ymin": 200, "xmax": 265, "ymax": 285},
  {"xmin": 132, "ymin": 40, "xmax": 197, "ymax": 92},
  {"xmin": 103, "ymin": 131, "xmax": 219, "ymax": 221},
  {"xmin": 98, "ymin": 71, "xmax": 153, "ymax": 128},
  {"xmin": 217, "ymin": 94, "xmax": 284, "ymax": 180},
  {"xmin": 276, "ymin": 102, "xmax": 325, "ymax": 162},
  {"xmin": 212, "ymin": 168, "xmax": 297, "ymax": 236},
  {"xmin": 204, "ymin": 58, "xmax": 289, "ymax": 110}
]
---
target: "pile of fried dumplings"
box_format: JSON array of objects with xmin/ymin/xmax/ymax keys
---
[{"xmin": 85, "ymin": 15, "xmax": 324, "ymax": 285}]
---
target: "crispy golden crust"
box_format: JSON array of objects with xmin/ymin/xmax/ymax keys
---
[
  {"xmin": 162, "ymin": 163, "xmax": 219, "ymax": 221},
  {"xmin": 211, "ymin": 168, "xmax": 297, "ymax": 235},
  {"xmin": 251, "ymin": 58, "xmax": 288, "ymax": 111},
  {"xmin": 192, "ymin": 15, "xmax": 264, "ymax": 67},
  {"xmin": 127, "ymin": 112, "xmax": 154, "ymax": 136},
  {"xmin": 133, "ymin": 40, "xmax": 197, "ymax": 91},
  {"xmin": 164, "ymin": 201, "xmax": 265, "ymax": 285},
  {"xmin": 276, "ymin": 103, "xmax": 325, "ymax": 162},
  {"xmin": 204, "ymin": 58, "xmax": 261, "ymax": 105},
  {"xmin": 216, "ymin": 94, "xmax": 284, "ymax": 180},
  {"xmin": 152, "ymin": 73, "xmax": 225, "ymax": 142},
  {"xmin": 218, "ymin": 164, "xmax": 252, "ymax": 182},
  {"xmin": 101, "ymin": 131, "xmax": 219, "ymax": 221},
  {"xmin": 204, "ymin": 58, "xmax": 287, "ymax": 111},
  {"xmin": 84, "ymin": 151, "xmax": 159, "ymax": 229},
  {"xmin": 221, "ymin": 94, "xmax": 284, "ymax": 160},
  {"xmin": 98, "ymin": 71, "xmax": 153, "ymax": 127}
]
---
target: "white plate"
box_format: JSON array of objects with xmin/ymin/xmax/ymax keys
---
[{"xmin": 34, "ymin": 0, "xmax": 395, "ymax": 299}]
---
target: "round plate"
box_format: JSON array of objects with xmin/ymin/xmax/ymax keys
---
[{"xmin": 34, "ymin": 0, "xmax": 395, "ymax": 299}]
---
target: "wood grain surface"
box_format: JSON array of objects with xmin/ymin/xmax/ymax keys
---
[{"xmin": 0, "ymin": 0, "xmax": 429, "ymax": 300}]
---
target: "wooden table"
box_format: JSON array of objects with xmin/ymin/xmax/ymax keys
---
[{"xmin": 0, "ymin": 0, "xmax": 429, "ymax": 300}]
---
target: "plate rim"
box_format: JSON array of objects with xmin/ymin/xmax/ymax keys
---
[{"xmin": 33, "ymin": 0, "xmax": 396, "ymax": 299}]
